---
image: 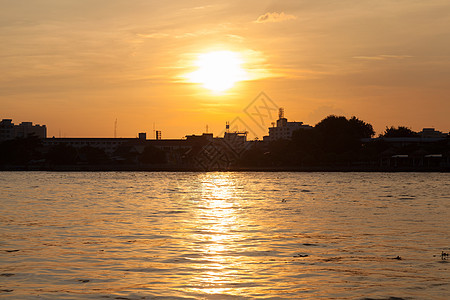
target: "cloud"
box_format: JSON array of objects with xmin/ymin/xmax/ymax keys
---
[
  {"xmin": 353, "ymin": 55, "xmax": 413, "ymax": 61},
  {"xmin": 137, "ymin": 32, "xmax": 170, "ymax": 39},
  {"xmin": 255, "ymin": 12, "xmax": 297, "ymax": 23},
  {"xmin": 192, "ymin": 5, "xmax": 214, "ymax": 10}
]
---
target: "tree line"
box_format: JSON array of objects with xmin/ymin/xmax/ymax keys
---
[{"xmin": 240, "ymin": 115, "xmax": 449, "ymax": 168}]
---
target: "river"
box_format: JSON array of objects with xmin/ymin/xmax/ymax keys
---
[{"xmin": 1, "ymin": 172, "xmax": 449, "ymax": 299}]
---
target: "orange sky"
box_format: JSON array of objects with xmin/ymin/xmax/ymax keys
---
[{"xmin": 1, "ymin": 0, "xmax": 449, "ymax": 139}]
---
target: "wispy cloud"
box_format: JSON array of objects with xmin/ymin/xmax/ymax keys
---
[
  {"xmin": 192, "ymin": 5, "xmax": 214, "ymax": 10},
  {"xmin": 353, "ymin": 55, "xmax": 413, "ymax": 61},
  {"xmin": 137, "ymin": 23, "xmax": 235, "ymax": 40},
  {"xmin": 255, "ymin": 12, "xmax": 296, "ymax": 23},
  {"xmin": 137, "ymin": 32, "xmax": 170, "ymax": 39}
]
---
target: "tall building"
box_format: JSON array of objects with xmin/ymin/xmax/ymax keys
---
[
  {"xmin": 263, "ymin": 108, "xmax": 312, "ymax": 141},
  {"xmin": 0, "ymin": 119, "xmax": 47, "ymax": 141},
  {"xmin": 0, "ymin": 119, "xmax": 15, "ymax": 141}
]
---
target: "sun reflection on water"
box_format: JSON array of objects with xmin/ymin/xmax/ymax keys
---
[
  {"xmin": 2, "ymin": 172, "xmax": 449, "ymax": 298},
  {"xmin": 190, "ymin": 173, "xmax": 246, "ymax": 295}
]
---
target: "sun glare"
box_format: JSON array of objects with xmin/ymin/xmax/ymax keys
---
[{"xmin": 187, "ymin": 51, "xmax": 247, "ymax": 93}]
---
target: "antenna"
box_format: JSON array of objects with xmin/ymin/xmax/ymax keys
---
[
  {"xmin": 114, "ymin": 118, "xmax": 117, "ymax": 138},
  {"xmin": 279, "ymin": 107, "xmax": 284, "ymax": 119},
  {"xmin": 206, "ymin": 124, "xmax": 209, "ymax": 133},
  {"xmin": 226, "ymin": 121, "xmax": 230, "ymax": 133},
  {"xmin": 153, "ymin": 122, "xmax": 155, "ymax": 139}
]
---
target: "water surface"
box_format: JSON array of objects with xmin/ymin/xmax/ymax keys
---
[{"xmin": 0, "ymin": 172, "xmax": 449, "ymax": 299}]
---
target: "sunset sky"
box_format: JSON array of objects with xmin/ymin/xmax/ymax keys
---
[{"xmin": 1, "ymin": 0, "xmax": 449, "ymax": 139}]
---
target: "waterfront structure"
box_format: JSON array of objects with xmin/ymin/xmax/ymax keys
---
[
  {"xmin": 42, "ymin": 137, "xmax": 137, "ymax": 155},
  {"xmin": 419, "ymin": 128, "xmax": 447, "ymax": 138},
  {"xmin": 263, "ymin": 108, "xmax": 312, "ymax": 142},
  {"xmin": 0, "ymin": 119, "xmax": 47, "ymax": 141}
]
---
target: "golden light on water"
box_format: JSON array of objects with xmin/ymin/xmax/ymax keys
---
[
  {"xmin": 186, "ymin": 51, "xmax": 247, "ymax": 93},
  {"xmin": 3, "ymin": 172, "xmax": 449, "ymax": 298},
  {"xmin": 191, "ymin": 174, "xmax": 243, "ymax": 295}
]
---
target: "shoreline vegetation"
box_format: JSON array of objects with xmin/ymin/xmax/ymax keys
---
[{"xmin": 1, "ymin": 115, "xmax": 449, "ymax": 172}]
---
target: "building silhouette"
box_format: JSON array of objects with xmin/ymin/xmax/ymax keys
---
[
  {"xmin": 0, "ymin": 119, "xmax": 47, "ymax": 141},
  {"xmin": 1, "ymin": 115, "xmax": 449, "ymax": 170},
  {"xmin": 263, "ymin": 108, "xmax": 313, "ymax": 141}
]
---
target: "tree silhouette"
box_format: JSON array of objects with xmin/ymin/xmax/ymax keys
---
[
  {"xmin": 348, "ymin": 116, "xmax": 375, "ymax": 139},
  {"xmin": 288, "ymin": 115, "xmax": 375, "ymax": 165},
  {"xmin": 382, "ymin": 126, "xmax": 418, "ymax": 137},
  {"xmin": 314, "ymin": 115, "xmax": 374, "ymax": 154}
]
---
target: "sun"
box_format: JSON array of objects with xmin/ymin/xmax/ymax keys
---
[{"xmin": 187, "ymin": 51, "xmax": 247, "ymax": 93}]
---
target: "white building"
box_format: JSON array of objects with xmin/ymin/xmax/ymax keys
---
[
  {"xmin": 263, "ymin": 108, "xmax": 312, "ymax": 141},
  {"xmin": 0, "ymin": 119, "xmax": 47, "ymax": 141}
]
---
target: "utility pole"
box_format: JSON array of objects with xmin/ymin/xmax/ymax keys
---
[{"xmin": 114, "ymin": 118, "xmax": 117, "ymax": 138}]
